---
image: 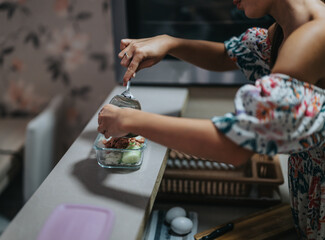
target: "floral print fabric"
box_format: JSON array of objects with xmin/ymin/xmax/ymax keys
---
[
  {"xmin": 212, "ymin": 74, "xmax": 325, "ymax": 155},
  {"xmin": 215, "ymin": 28, "xmax": 325, "ymax": 239},
  {"xmin": 224, "ymin": 27, "xmax": 271, "ymax": 82},
  {"xmin": 289, "ymin": 148, "xmax": 325, "ymax": 239}
]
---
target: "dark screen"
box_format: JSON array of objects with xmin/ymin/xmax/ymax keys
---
[{"xmin": 127, "ymin": 0, "xmax": 274, "ymax": 42}]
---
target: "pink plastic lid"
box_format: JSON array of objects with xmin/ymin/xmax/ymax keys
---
[{"xmin": 37, "ymin": 204, "xmax": 115, "ymax": 240}]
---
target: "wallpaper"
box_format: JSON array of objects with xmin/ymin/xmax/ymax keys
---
[{"xmin": 0, "ymin": 0, "xmax": 116, "ymax": 147}]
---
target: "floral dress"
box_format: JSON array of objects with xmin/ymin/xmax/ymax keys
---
[{"xmin": 212, "ymin": 27, "xmax": 325, "ymax": 239}]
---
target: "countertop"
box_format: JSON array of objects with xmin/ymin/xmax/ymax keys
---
[
  {"xmin": 0, "ymin": 86, "xmax": 295, "ymax": 239},
  {"xmin": 0, "ymin": 86, "xmax": 188, "ymax": 240}
]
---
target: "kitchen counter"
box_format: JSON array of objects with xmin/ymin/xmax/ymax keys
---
[
  {"xmin": 0, "ymin": 86, "xmax": 188, "ymax": 240},
  {"xmin": 1, "ymin": 85, "xmax": 295, "ymax": 239}
]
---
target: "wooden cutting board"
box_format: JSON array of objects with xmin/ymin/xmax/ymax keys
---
[{"xmin": 194, "ymin": 203, "xmax": 296, "ymax": 240}]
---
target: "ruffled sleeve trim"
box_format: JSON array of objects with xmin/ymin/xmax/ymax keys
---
[
  {"xmin": 212, "ymin": 73, "xmax": 325, "ymax": 155},
  {"xmin": 224, "ymin": 27, "xmax": 271, "ymax": 82}
]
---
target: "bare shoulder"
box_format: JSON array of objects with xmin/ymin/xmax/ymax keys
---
[
  {"xmin": 272, "ymin": 20, "xmax": 325, "ymax": 85},
  {"xmin": 292, "ymin": 20, "xmax": 325, "ymax": 44}
]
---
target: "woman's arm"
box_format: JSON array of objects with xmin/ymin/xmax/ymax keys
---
[
  {"xmin": 119, "ymin": 35, "xmax": 238, "ymax": 85},
  {"xmin": 98, "ymin": 105, "xmax": 253, "ymax": 167},
  {"xmin": 167, "ymin": 37, "xmax": 238, "ymax": 72}
]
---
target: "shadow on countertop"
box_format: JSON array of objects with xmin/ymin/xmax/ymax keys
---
[{"xmin": 71, "ymin": 149, "xmax": 148, "ymax": 210}]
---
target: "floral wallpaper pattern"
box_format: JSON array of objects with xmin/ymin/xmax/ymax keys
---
[{"xmin": 0, "ymin": 0, "xmax": 116, "ymax": 147}]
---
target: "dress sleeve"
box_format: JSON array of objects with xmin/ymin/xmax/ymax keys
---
[
  {"xmin": 224, "ymin": 27, "xmax": 271, "ymax": 82},
  {"xmin": 212, "ymin": 73, "xmax": 325, "ymax": 155}
]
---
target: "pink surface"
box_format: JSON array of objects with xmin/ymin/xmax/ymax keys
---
[{"xmin": 37, "ymin": 204, "xmax": 114, "ymax": 240}]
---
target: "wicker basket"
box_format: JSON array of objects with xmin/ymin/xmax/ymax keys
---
[{"xmin": 157, "ymin": 150, "xmax": 284, "ymax": 205}]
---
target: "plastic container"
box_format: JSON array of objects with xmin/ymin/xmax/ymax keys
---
[
  {"xmin": 37, "ymin": 204, "xmax": 114, "ymax": 240},
  {"xmin": 93, "ymin": 134, "xmax": 146, "ymax": 169}
]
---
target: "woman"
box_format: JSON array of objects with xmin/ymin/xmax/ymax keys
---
[{"xmin": 98, "ymin": 0, "xmax": 325, "ymax": 238}]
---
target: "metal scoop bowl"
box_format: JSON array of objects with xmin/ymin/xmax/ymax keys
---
[{"xmin": 109, "ymin": 81, "xmax": 141, "ymax": 138}]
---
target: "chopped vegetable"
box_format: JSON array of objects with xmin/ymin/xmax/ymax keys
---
[
  {"xmin": 121, "ymin": 150, "xmax": 141, "ymax": 164},
  {"xmin": 104, "ymin": 152, "xmax": 122, "ymax": 164}
]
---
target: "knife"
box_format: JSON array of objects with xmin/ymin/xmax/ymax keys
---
[{"xmin": 199, "ymin": 222, "xmax": 234, "ymax": 240}]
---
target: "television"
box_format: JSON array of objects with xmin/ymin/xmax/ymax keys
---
[{"xmin": 111, "ymin": 0, "xmax": 274, "ymax": 86}]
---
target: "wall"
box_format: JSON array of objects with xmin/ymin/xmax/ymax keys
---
[{"xmin": 0, "ymin": 0, "xmax": 116, "ymax": 148}]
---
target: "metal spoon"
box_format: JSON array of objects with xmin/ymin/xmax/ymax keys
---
[
  {"xmin": 109, "ymin": 81, "xmax": 141, "ymax": 110},
  {"xmin": 109, "ymin": 81, "xmax": 141, "ymax": 137}
]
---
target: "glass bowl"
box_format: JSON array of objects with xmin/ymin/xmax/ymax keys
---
[{"xmin": 93, "ymin": 134, "xmax": 147, "ymax": 169}]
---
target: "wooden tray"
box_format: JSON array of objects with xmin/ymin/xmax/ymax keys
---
[{"xmin": 157, "ymin": 150, "xmax": 284, "ymax": 205}]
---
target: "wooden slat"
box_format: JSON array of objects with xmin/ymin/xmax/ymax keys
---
[{"xmin": 164, "ymin": 152, "xmax": 284, "ymax": 185}]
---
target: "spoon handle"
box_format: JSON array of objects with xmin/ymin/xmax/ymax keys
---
[{"xmin": 126, "ymin": 81, "xmax": 131, "ymax": 91}]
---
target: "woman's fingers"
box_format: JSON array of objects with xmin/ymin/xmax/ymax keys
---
[
  {"xmin": 120, "ymin": 51, "xmax": 133, "ymax": 67},
  {"xmin": 97, "ymin": 107, "xmax": 107, "ymax": 134},
  {"xmin": 97, "ymin": 124, "xmax": 106, "ymax": 135},
  {"xmin": 97, "ymin": 104, "xmax": 128, "ymax": 137},
  {"xmin": 119, "ymin": 36, "xmax": 165, "ymax": 85},
  {"xmin": 118, "ymin": 41, "xmax": 133, "ymax": 60},
  {"xmin": 123, "ymin": 55, "xmax": 141, "ymax": 85},
  {"xmin": 118, "ymin": 48, "xmax": 131, "ymax": 60},
  {"xmin": 120, "ymin": 51, "xmax": 136, "ymax": 85},
  {"xmin": 120, "ymin": 39, "xmax": 132, "ymax": 51}
]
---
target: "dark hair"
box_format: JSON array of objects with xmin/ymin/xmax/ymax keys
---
[
  {"xmin": 270, "ymin": 0, "xmax": 325, "ymax": 69},
  {"xmin": 270, "ymin": 23, "xmax": 283, "ymax": 69}
]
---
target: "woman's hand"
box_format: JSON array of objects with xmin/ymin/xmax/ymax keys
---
[
  {"xmin": 97, "ymin": 104, "xmax": 129, "ymax": 138},
  {"xmin": 118, "ymin": 35, "xmax": 174, "ymax": 85}
]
